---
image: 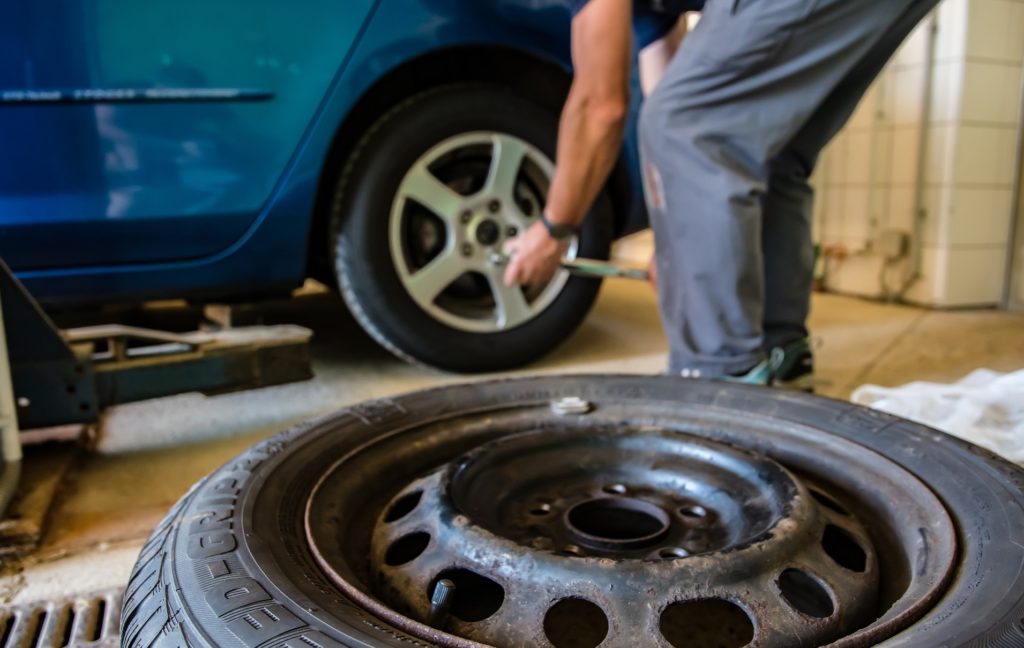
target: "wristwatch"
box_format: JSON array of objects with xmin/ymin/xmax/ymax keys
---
[{"xmin": 540, "ymin": 212, "xmax": 580, "ymax": 241}]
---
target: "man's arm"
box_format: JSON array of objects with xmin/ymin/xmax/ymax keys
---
[{"xmin": 503, "ymin": 0, "xmax": 632, "ymax": 287}]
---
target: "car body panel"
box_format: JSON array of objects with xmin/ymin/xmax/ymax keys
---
[
  {"xmin": 0, "ymin": 1, "xmax": 378, "ymax": 269},
  {"xmin": 0, "ymin": 0, "xmax": 648, "ymax": 305}
]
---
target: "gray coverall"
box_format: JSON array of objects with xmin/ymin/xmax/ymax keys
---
[{"xmin": 639, "ymin": 0, "xmax": 940, "ymax": 377}]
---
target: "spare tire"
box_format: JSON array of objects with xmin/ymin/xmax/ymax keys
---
[{"xmin": 121, "ymin": 376, "xmax": 1024, "ymax": 648}]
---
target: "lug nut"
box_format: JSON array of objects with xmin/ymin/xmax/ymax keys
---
[
  {"xmin": 462, "ymin": 244, "xmax": 474, "ymax": 257},
  {"xmin": 488, "ymin": 200, "xmax": 501, "ymax": 213},
  {"xmin": 507, "ymin": 227, "xmax": 518, "ymax": 237},
  {"xmin": 461, "ymin": 211, "xmax": 472, "ymax": 224}
]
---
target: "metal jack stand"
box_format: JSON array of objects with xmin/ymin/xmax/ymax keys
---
[
  {"xmin": 0, "ymin": 259, "xmax": 314, "ymax": 518},
  {"xmin": 0, "ymin": 270, "xmax": 21, "ymax": 517}
]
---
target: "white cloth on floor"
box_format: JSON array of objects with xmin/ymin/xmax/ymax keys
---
[{"xmin": 851, "ymin": 369, "xmax": 1024, "ymax": 465}]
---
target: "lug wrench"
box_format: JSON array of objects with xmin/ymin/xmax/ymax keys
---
[{"xmin": 488, "ymin": 253, "xmax": 650, "ymax": 281}]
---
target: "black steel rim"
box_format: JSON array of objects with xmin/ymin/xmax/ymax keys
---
[{"xmin": 303, "ymin": 393, "xmax": 957, "ymax": 648}]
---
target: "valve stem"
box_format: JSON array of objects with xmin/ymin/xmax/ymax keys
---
[{"xmin": 428, "ymin": 578, "xmax": 456, "ymax": 628}]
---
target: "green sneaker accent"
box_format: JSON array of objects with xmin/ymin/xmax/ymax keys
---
[
  {"xmin": 772, "ymin": 338, "xmax": 815, "ymax": 392},
  {"xmin": 720, "ymin": 338, "xmax": 815, "ymax": 391},
  {"xmin": 721, "ymin": 349, "xmax": 782, "ymax": 386}
]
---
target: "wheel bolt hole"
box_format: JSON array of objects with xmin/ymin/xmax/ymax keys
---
[
  {"xmin": 429, "ymin": 569, "xmax": 504, "ymax": 622},
  {"xmin": 660, "ymin": 599, "xmax": 754, "ymax": 648},
  {"xmin": 559, "ymin": 544, "xmax": 584, "ymax": 557},
  {"xmin": 679, "ymin": 505, "xmax": 708, "ymax": 520},
  {"xmin": 778, "ymin": 568, "xmax": 834, "ymax": 618},
  {"xmin": 544, "ymin": 598, "xmax": 608, "ymax": 648},
  {"xmin": 822, "ymin": 524, "xmax": 867, "ymax": 572},
  {"xmin": 530, "ymin": 504, "xmax": 552, "ymax": 516},
  {"xmin": 659, "ymin": 547, "xmax": 689, "ymax": 560},
  {"xmin": 384, "ymin": 490, "xmax": 423, "ymax": 523},
  {"xmin": 602, "ymin": 483, "xmax": 627, "ymax": 495},
  {"xmin": 384, "ymin": 532, "xmax": 430, "ymax": 566}
]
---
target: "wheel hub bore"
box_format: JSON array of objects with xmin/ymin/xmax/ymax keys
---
[
  {"xmin": 369, "ymin": 428, "xmax": 880, "ymax": 647},
  {"xmin": 474, "ymin": 219, "xmax": 500, "ymax": 246}
]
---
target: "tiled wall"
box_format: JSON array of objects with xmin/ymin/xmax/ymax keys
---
[{"xmin": 813, "ymin": 0, "xmax": 1023, "ymax": 307}]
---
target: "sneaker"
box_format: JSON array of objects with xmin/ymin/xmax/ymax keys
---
[
  {"xmin": 721, "ymin": 338, "xmax": 815, "ymax": 391},
  {"xmin": 771, "ymin": 337, "xmax": 815, "ymax": 392}
]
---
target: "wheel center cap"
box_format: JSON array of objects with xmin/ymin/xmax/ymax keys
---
[{"xmin": 474, "ymin": 219, "xmax": 500, "ymax": 246}]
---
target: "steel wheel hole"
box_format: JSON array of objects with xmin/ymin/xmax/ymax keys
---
[
  {"xmin": 559, "ymin": 545, "xmax": 584, "ymax": 557},
  {"xmin": 810, "ymin": 490, "xmax": 850, "ymax": 516},
  {"xmin": 566, "ymin": 497, "xmax": 669, "ymax": 549},
  {"xmin": 822, "ymin": 524, "xmax": 867, "ymax": 572},
  {"xmin": 431, "ymin": 569, "xmax": 504, "ymax": 622},
  {"xmin": 384, "ymin": 532, "xmax": 430, "ymax": 566},
  {"xmin": 531, "ymin": 503, "xmax": 552, "ymax": 516},
  {"xmin": 679, "ymin": 505, "xmax": 707, "ymax": 519},
  {"xmin": 778, "ymin": 569, "xmax": 834, "ymax": 618},
  {"xmin": 602, "ymin": 483, "xmax": 627, "ymax": 495},
  {"xmin": 659, "ymin": 547, "xmax": 689, "ymax": 559},
  {"xmin": 384, "ymin": 490, "xmax": 423, "ymax": 523},
  {"xmin": 660, "ymin": 599, "xmax": 754, "ymax": 648},
  {"xmin": 543, "ymin": 598, "xmax": 609, "ymax": 648}
]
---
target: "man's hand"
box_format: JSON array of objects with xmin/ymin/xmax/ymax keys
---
[{"xmin": 502, "ymin": 221, "xmax": 567, "ymax": 287}]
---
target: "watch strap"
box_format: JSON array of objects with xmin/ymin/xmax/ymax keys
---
[{"xmin": 540, "ymin": 212, "xmax": 579, "ymax": 241}]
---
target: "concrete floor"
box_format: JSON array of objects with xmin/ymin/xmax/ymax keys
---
[{"xmin": 2, "ymin": 277, "xmax": 1024, "ymax": 606}]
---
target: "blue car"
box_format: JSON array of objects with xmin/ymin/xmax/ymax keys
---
[{"xmin": 1, "ymin": 1, "xmax": 649, "ymax": 372}]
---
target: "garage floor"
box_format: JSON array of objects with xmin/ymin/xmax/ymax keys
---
[{"xmin": 2, "ymin": 273, "xmax": 1024, "ymax": 608}]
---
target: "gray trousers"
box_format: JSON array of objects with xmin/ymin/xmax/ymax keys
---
[{"xmin": 639, "ymin": 0, "xmax": 939, "ymax": 377}]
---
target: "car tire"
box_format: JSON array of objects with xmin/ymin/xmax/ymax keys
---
[
  {"xmin": 121, "ymin": 376, "xmax": 1024, "ymax": 648},
  {"xmin": 329, "ymin": 85, "xmax": 613, "ymax": 373}
]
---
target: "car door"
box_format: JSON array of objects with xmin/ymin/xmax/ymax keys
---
[{"xmin": 0, "ymin": 1, "xmax": 378, "ymax": 270}]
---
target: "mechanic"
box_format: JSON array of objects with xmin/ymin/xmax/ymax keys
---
[{"xmin": 503, "ymin": 0, "xmax": 939, "ymax": 386}]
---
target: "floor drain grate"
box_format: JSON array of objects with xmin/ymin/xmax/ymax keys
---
[{"xmin": 0, "ymin": 589, "xmax": 122, "ymax": 648}]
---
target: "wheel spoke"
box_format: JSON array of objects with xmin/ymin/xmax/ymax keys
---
[
  {"xmin": 483, "ymin": 135, "xmax": 528, "ymax": 201},
  {"xmin": 406, "ymin": 251, "xmax": 468, "ymax": 304},
  {"xmin": 399, "ymin": 164, "xmax": 465, "ymax": 223},
  {"xmin": 489, "ymin": 273, "xmax": 532, "ymax": 329}
]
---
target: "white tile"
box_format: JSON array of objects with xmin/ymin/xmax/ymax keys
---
[
  {"xmin": 946, "ymin": 187, "xmax": 1016, "ymax": 245},
  {"xmin": 886, "ymin": 187, "xmax": 917, "ymax": 231},
  {"xmin": 935, "ymin": 0, "xmax": 968, "ymax": 63},
  {"xmin": 845, "ymin": 130, "xmax": 873, "ymax": 185},
  {"xmin": 827, "ymin": 254, "xmax": 886, "ymax": 298},
  {"xmin": 891, "ymin": 126, "xmax": 922, "ymax": 185},
  {"xmin": 925, "ymin": 124, "xmax": 956, "ymax": 185},
  {"xmin": 929, "ymin": 60, "xmax": 963, "ymax": 124},
  {"xmin": 823, "ymin": 137, "xmax": 847, "ymax": 187},
  {"xmin": 870, "ymin": 128, "xmax": 894, "ymax": 187},
  {"xmin": 921, "ymin": 186, "xmax": 952, "ymax": 246},
  {"xmin": 944, "ymin": 246, "xmax": 1010, "ymax": 306},
  {"xmin": 841, "ymin": 188, "xmax": 872, "ymax": 243},
  {"xmin": 893, "ymin": 20, "xmax": 931, "ymax": 68},
  {"xmin": 820, "ymin": 187, "xmax": 845, "ymax": 241},
  {"xmin": 961, "ymin": 61, "xmax": 1023, "ymax": 124},
  {"xmin": 966, "ymin": 0, "xmax": 1024, "ymax": 63},
  {"xmin": 904, "ymin": 245, "xmax": 949, "ymax": 306},
  {"xmin": 890, "ymin": 65, "xmax": 927, "ymax": 126},
  {"xmin": 953, "ymin": 125, "xmax": 1019, "ymax": 186}
]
